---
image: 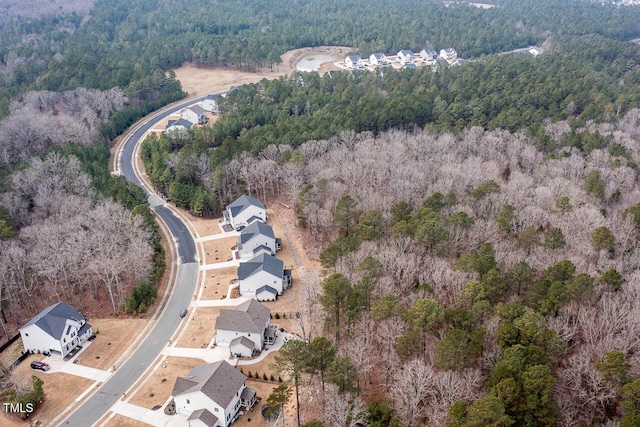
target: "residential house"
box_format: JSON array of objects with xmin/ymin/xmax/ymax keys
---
[
  {"xmin": 237, "ymin": 221, "xmax": 278, "ymax": 259},
  {"xmin": 396, "ymin": 50, "xmax": 414, "ymax": 64},
  {"xmin": 172, "ymin": 360, "xmax": 257, "ymax": 427},
  {"xmin": 224, "ymin": 195, "xmax": 267, "ymax": 230},
  {"xmin": 214, "ymin": 299, "xmax": 275, "ymax": 357},
  {"xmin": 369, "ymin": 53, "xmax": 390, "ymax": 66},
  {"xmin": 165, "ymin": 118, "xmax": 193, "ymax": 133},
  {"xmin": 344, "ymin": 55, "xmax": 363, "ymax": 69},
  {"xmin": 238, "ymin": 253, "xmax": 291, "ymax": 301},
  {"xmin": 181, "ymin": 105, "xmax": 208, "ymax": 125},
  {"xmin": 420, "ymin": 48, "xmax": 438, "ymax": 60},
  {"xmin": 440, "ymin": 48, "xmax": 457, "ymax": 60},
  {"xmin": 403, "ymin": 63, "xmax": 418, "ymax": 69},
  {"xmin": 20, "ymin": 301, "xmax": 93, "ymax": 358},
  {"xmin": 202, "ymin": 94, "xmax": 225, "ymax": 114}
]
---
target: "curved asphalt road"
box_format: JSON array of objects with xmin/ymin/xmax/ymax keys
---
[{"xmin": 60, "ymin": 94, "xmax": 221, "ymax": 426}]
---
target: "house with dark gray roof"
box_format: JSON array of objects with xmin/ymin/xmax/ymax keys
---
[
  {"xmin": 237, "ymin": 221, "xmax": 277, "ymax": 259},
  {"xmin": 345, "ymin": 55, "xmax": 363, "ymax": 69},
  {"xmin": 188, "ymin": 408, "xmax": 219, "ymax": 427},
  {"xmin": 165, "ymin": 118, "xmax": 193, "ymax": 133},
  {"xmin": 420, "ymin": 48, "xmax": 438, "ymax": 60},
  {"xmin": 224, "ymin": 194, "xmax": 267, "ymax": 230},
  {"xmin": 215, "ymin": 299, "xmax": 272, "ymax": 356},
  {"xmin": 397, "ymin": 49, "xmax": 415, "ymax": 64},
  {"xmin": 19, "ymin": 301, "xmax": 93, "ymax": 358},
  {"xmin": 370, "ymin": 53, "xmax": 390, "ymax": 66},
  {"xmin": 182, "ymin": 104, "xmax": 208, "ymax": 125},
  {"xmin": 172, "ymin": 360, "xmax": 256, "ymax": 426},
  {"xmin": 237, "ymin": 253, "xmax": 285, "ymax": 301}
]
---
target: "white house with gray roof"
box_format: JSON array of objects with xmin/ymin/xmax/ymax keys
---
[
  {"xmin": 214, "ymin": 299, "xmax": 273, "ymax": 357},
  {"xmin": 165, "ymin": 118, "xmax": 193, "ymax": 133},
  {"xmin": 19, "ymin": 301, "xmax": 93, "ymax": 357},
  {"xmin": 397, "ymin": 50, "xmax": 415, "ymax": 64},
  {"xmin": 238, "ymin": 253, "xmax": 287, "ymax": 301},
  {"xmin": 172, "ymin": 360, "xmax": 256, "ymax": 427},
  {"xmin": 345, "ymin": 55, "xmax": 363, "ymax": 69},
  {"xmin": 224, "ymin": 195, "xmax": 267, "ymax": 230},
  {"xmin": 202, "ymin": 94, "xmax": 225, "ymax": 114},
  {"xmin": 370, "ymin": 53, "xmax": 390, "ymax": 66},
  {"xmin": 440, "ymin": 48, "xmax": 457, "ymax": 60},
  {"xmin": 237, "ymin": 221, "xmax": 278, "ymax": 259},
  {"xmin": 182, "ymin": 105, "xmax": 208, "ymax": 125}
]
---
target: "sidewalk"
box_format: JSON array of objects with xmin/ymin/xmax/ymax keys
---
[
  {"xmin": 111, "ymin": 400, "xmax": 188, "ymax": 426},
  {"xmin": 161, "ymin": 345, "xmax": 229, "ymax": 363}
]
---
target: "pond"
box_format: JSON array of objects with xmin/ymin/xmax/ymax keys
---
[{"xmin": 296, "ymin": 53, "xmax": 340, "ymax": 72}]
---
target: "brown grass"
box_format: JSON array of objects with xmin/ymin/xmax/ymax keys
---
[
  {"xmin": 233, "ymin": 379, "xmax": 278, "ymax": 427},
  {"xmin": 201, "ymin": 267, "xmax": 237, "ymax": 300},
  {"xmin": 239, "ymin": 352, "xmax": 278, "ymax": 381},
  {"xmin": 2, "ymin": 354, "xmax": 95, "ymax": 427},
  {"xmin": 191, "ymin": 215, "xmax": 223, "ymax": 237},
  {"xmin": 176, "ymin": 307, "xmax": 225, "ymax": 348},
  {"xmin": 75, "ymin": 318, "xmax": 147, "ymax": 370},
  {"xmin": 203, "ymin": 237, "xmax": 237, "ymax": 263},
  {"xmin": 128, "ymin": 357, "xmax": 203, "ymax": 409},
  {"xmin": 105, "ymin": 414, "xmax": 154, "ymax": 427}
]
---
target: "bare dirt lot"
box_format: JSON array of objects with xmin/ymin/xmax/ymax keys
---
[
  {"xmin": 2, "ymin": 354, "xmax": 94, "ymax": 427},
  {"xmin": 203, "ymin": 237, "xmax": 237, "ymax": 263},
  {"xmin": 176, "ymin": 307, "xmax": 224, "ymax": 348},
  {"xmin": 201, "ymin": 267, "xmax": 238, "ymax": 300},
  {"xmin": 75, "ymin": 318, "xmax": 147, "ymax": 370},
  {"xmin": 128, "ymin": 357, "xmax": 204, "ymax": 409},
  {"xmin": 172, "ymin": 46, "xmax": 350, "ymax": 98}
]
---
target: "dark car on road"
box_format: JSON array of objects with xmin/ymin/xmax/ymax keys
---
[
  {"xmin": 30, "ymin": 361, "xmax": 50, "ymax": 371},
  {"xmin": 179, "ymin": 308, "xmax": 188, "ymax": 318}
]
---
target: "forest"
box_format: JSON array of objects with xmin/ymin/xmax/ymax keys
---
[
  {"xmin": 142, "ymin": 33, "xmax": 640, "ymax": 216},
  {"xmin": 1, "ymin": 0, "xmax": 640, "ymax": 424},
  {"xmin": 245, "ymin": 111, "xmax": 640, "ymax": 426}
]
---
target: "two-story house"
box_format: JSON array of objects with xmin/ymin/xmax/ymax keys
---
[
  {"xmin": 20, "ymin": 301, "xmax": 93, "ymax": 358},
  {"xmin": 214, "ymin": 299, "xmax": 275, "ymax": 357},
  {"xmin": 224, "ymin": 195, "xmax": 267, "ymax": 231},
  {"xmin": 172, "ymin": 361, "xmax": 257, "ymax": 427}
]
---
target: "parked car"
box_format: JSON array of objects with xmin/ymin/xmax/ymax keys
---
[
  {"xmin": 30, "ymin": 361, "xmax": 50, "ymax": 371},
  {"xmin": 179, "ymin": 308, "xmax": 188, "ymax": 318}
]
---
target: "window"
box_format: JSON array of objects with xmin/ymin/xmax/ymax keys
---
[
  {"xmin": 63, "ymin": 338, "xmax": 66, "ymax": 343},
  {"xmin": 186, "ymin": 399, "xmax": 190, "ymax": 404},
  {"xmin": 214, "ymin": 408, "xmax": 218, "ymax": 412},
  {"xmin": 248, "ymin": 333, "xmax": 250, "ymax": 337},
  {"xmin": 24, "ymin": 333, "xmax": 28, "ymax": 337}
]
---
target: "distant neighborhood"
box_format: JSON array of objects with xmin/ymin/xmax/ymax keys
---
[{"xmin": 339, "ymin": 47, "xmax": 468, "ymax": 71}]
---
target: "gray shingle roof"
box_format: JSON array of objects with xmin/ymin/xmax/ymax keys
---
[
  {"xmin": 256, "ymin": 285, "xmax": 277, "ymax": 296},
  {"xmin": 22, "ymin": 301, "xmax": 85, "ymax": 340},
  {"xmin": 215, "ymin": 299, "xmax": 270, "ymax": 334},
  {"xmin": 187, "ymin": 105, "xmax": 206, "ymax": 115},
  {"xmin": 230, "ymin": 336, "xmax": 254, "ymax": 350},
  {"xmin": 238, "ymin": 221, "xmax": 275, "ymax": 245},
  {"xmin": 187, "ymin": 408, "xmax": 218, "ymax": 427},
  {"xmin": 238, "ymin": 254, "xmax": 283, "ymax": 281},
  {"xmin": 226, "ymin": 195, "xmax": 265, "ymax": 217},
  {"xmin": 172, "ymin": 361, "xmax": 246, "ymax": 408},
  {"xmin": 166, "ymin": 118, "xmax": 193, "ymax": 129}
]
